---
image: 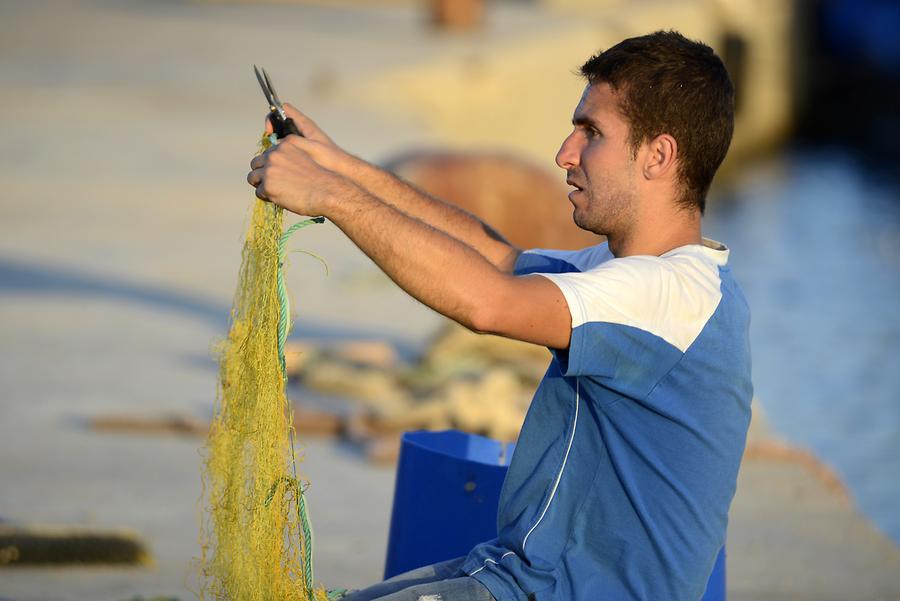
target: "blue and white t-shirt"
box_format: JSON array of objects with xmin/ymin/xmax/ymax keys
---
[{"xmin": 462, "ymin": 239, "xmax": 753, "ymax": 601}]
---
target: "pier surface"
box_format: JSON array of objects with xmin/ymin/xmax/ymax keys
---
[{"xmin": 1, "ymin": 2, "xmax": 897, "ymax": 600}]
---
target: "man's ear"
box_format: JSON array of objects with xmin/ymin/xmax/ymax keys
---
[{"xmin": 642, "ymin": 134, "xmax": 678, "ymax": 181}]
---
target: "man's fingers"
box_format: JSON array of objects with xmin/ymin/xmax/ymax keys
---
[
  {"xmin": 247, "ymin": 165, "xmax": 268, "ymax": 200},
  {"xmin": 283, "ymin": 103, "xmax": 331, "ymax": 140},
  {"xmin": 282, "ymin": 103, "xmax": 309, "ymax": 124},
  {"xmin": 280, "ymin": 134, "xmax": 315, "ymax": 152},
  {"xmin": 247, "ymin": 167, "xmax": 263, "ymax": 187},
  {"xmin": 274, "ymin": 135, "xmax": 320, "ymax": 164}
]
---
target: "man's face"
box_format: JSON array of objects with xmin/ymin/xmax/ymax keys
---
[{"xmin": 556, "ymin": 83, "xmax": 639, "ymax": 236}]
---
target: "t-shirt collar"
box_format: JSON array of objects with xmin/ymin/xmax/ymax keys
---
[{"xmin": 661, "ymin": 237, "xmax": 730, "ymax": 266}]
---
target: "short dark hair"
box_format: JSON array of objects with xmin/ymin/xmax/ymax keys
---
[{"xmin": 580, "ymin": 30, "xmax": 734, "ymax": 213}]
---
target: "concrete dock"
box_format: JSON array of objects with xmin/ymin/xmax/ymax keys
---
[{"xmin": 1, "ymin": 2, "xmax": 898, "ymax": 600}]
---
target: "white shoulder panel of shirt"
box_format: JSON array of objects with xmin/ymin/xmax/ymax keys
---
[{"xmin": 532, "ymin": 238, "xmax": 729, "ymax": 353}]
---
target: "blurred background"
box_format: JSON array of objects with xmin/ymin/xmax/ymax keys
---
[{"xmin": 1, "ymin": 0, "xmax": 899, "ymax": 600}]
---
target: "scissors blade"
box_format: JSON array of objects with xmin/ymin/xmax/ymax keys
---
[
  {"xmin": 254, "ymin": 64, "xmax": 284, "ymax": 118},
  {"xmin": 261, "ymin": 68, "xmax": 284, "ymax": 109},
  {"xmin": 253, "ymin": 65, "xmax": 300, "ymax": 138}
]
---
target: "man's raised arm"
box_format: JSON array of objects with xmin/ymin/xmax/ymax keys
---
[
  {"xmin": 247, "ymin": 124, "xmax": 572, "ymax": 350},
  {"xmin": 274, "ymin": 104, "xmax": 522, "ymax": 273}
]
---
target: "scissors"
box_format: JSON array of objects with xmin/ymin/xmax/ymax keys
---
[{"xmin": 254, "ymin": 65, "xmax": 302, "ymax": 140}]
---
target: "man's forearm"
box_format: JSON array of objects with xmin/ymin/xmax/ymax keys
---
[
  {"xmin": 324, "ymin": 177, "xmax": 509, "ymax": 331},
  {"xmin": 343, "ymin": 157, "xmax": 521, "ymax": 272}
]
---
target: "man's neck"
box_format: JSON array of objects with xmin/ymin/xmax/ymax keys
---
[{"xmin": 608, "ymin": 210, "xmax": 702, "ymax": 258}]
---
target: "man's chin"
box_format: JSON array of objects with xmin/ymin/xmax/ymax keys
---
[
  {"xmin": 572, "ymin": 212, "xmax": 607, "ymax": 238},
  {"xmin": 572, "ymin": 209, "xmax": 591, "ymax": 232}
]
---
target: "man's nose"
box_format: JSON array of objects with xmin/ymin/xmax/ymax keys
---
[{"xmin": 556, "ymin": 131, "xmax": 580, "ymax": 170}]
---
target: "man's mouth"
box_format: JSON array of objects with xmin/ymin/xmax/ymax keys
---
[{"xmin": 567, "ymin": 179, "xmax": 584, "ymax": 195}]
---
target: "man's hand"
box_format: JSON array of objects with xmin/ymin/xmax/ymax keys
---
[
  {"xmin": 247, "ymin": 134, "xmax": 346, "ymax": 217},
  {"xmin": 249, "ymin": 103, "xmax": 367, "ymax": 215},
  {"xmin": 265, "ymin": 103, "xmax": 362, "ymax": 179}
]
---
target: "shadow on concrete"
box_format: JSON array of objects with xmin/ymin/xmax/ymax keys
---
[
  {"xmin": 0, "ymin": 256, "xmax": 229, "ymax": 328},
  {"xmin": 0, "ymin": 256, "xmax": 424, "ymax": 356}
]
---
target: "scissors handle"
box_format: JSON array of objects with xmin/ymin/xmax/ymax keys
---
[{"xmin": 269, "ymin": 113, "xmax": 302, "ymax": 139}]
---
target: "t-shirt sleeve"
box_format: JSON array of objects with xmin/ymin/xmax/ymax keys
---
[{"xmin": 537, "ymin": 256, "xmax": 722, "ymax": 398}]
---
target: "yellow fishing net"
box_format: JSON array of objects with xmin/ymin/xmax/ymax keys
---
[{"xmin": 199, "ymin": 136, "xmax": 328, "ymax": 601}]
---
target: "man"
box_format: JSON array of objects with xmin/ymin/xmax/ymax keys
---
[{"xmin": 248, "ymin": 30, "xmax": 752, "ymax": 601}]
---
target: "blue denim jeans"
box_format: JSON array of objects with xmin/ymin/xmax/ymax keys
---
[{"xmin": 340, "ymin": 556, "xmax": 495, "ymax": 601}]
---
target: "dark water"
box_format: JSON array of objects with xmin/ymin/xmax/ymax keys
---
[{"xmin": 705, "ymin": 149, "xmax": 900, "ymax": 545}]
